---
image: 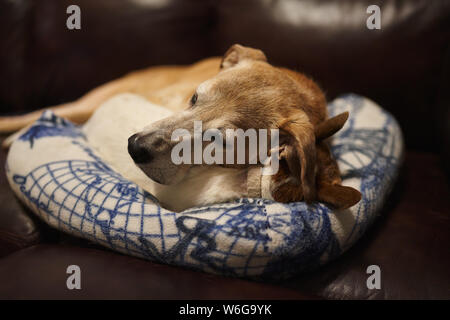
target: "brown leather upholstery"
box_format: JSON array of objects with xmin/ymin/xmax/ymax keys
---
[
  {"xmin": 0, "ymin": 0, "xmax": 448, "ymax": 299},
  {"xmin": 0, "ymin": 138, "xmax": 41, "ymax": 257},
  {"xmin": 0, "ymin": 244, "xmax": 314, "ymax": 299},
  {"xmin": 284, "ymin": 152, "xmax": 450, "ymax": 299}
]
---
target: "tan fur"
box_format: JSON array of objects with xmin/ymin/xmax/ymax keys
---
[
  {"xmin": 0, "ymin": 57, "xmax": 220, "ymax": 135},
  {"xmin": 0, "ymin": 44, "xmax": 361, "ymax": 209}
]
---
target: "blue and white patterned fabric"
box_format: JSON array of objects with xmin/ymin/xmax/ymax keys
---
[{"xmin": 5, "ymin": 94, "xmax": 403, "ymax": 280}]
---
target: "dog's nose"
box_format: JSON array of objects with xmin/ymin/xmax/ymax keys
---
[{"xmin": 128, "ymin": 134, "xmax": 153, "ymax": 164}]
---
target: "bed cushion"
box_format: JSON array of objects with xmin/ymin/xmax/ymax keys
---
[{"xmin": 5, "ymin": 93, "xmax": 404, "ymax": 280}]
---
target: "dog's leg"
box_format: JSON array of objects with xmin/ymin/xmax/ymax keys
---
[
  {"xmin": 0, "ymin": 57, "xmax": 222, "ymax": 149},
  {"xmin": 0, "ymin": 75, "xmax": 141, "ymax": 149},
  {"xmin": 2, "ymin": 125, "xmax": 32, "ymax": 149},
  {"xmin": 0, "ymin": 78, "xmax": 129, "ymax": 136}
]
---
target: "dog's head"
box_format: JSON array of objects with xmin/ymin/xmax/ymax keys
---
[{"xmin": 128, "ymin": 44, "xmax": 327, "ymax": 202}]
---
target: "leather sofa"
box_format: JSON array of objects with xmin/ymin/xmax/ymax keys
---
[{"xmin": 0, "ymin": 0, "xmax": 448, "ymax": 299}]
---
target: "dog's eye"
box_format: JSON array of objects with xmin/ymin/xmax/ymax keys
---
[{"xmin": 190, "ymin": 93, "xmax": 198, "ymax": 107}]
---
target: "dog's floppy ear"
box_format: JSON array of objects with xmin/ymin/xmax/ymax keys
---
[
  {"xmin": 317, "ymin": 183, "xmax": 362, "ymax": 209},
  {"xmin": 315, "ymin": 112, "xmax": 349, "ymax": 141},
  {"xmin": 314, "ymin": 112, "xmax": 362, "ymax": 209},
  {"xmin": 279, "ymin": 112, "xmax": 316, "ymax": 203},
  {"xmin": 220, "ymin": 44, "xmax": 267, "ymax": 69}
]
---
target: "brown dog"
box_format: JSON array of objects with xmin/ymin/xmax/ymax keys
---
[{"xmin": 1, "ymin": 44, "xmax": 361, "ymax": 210}]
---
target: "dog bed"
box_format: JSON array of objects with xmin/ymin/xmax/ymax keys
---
[{"xmin": 6, "ymin": 93, "xmax": 404, "ymax": 280}]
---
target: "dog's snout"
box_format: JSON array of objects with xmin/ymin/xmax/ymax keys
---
[{"xmin": 128, "ymin": 134, "xmax": 153, "ymax": 164}]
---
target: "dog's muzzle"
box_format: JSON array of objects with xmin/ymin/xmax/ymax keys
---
[
  {"xmin": 128, "ymin": 133, "xmax": 153, "ymax": 164},
  {"xmin": 127, "ymin": 130, "xmax": 188, "ymax": 185}
]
